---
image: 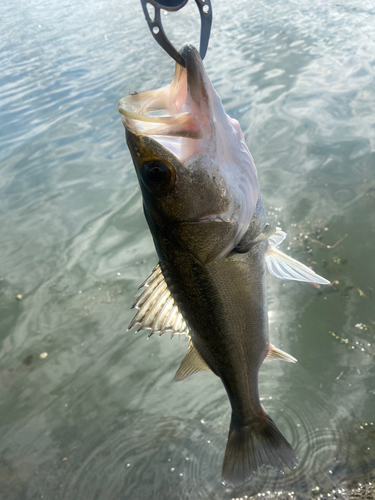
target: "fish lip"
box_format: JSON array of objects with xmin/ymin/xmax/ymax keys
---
[
  {"xmin": 179, "ymin": 44, "xmax": 206, "ymax": 105},
  {"xmin": 180, "ymin": 43, "xmax": 200, "ymax": 60}
]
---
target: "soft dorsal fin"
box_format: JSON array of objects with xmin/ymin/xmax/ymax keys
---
[
  {"xmin": 265, "ymin": 344, "xmax": 297, "ymax": 363},
  {"xmin": 265, "ymin": 228, "xmax": 330, "ymax": 285},
  {"xmin": 128, "ymin": 264, "xmax": 190, "ymax": 338},
  {"xmin": 174, "ymin": 341, "xmax": 211, "ymax": 381}
]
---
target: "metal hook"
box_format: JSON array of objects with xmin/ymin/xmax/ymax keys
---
[{"xmin": 140, "ymin": 0, "xmax": 212, "ymax": 67}]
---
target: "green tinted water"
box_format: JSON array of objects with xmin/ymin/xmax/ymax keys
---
[{"xmin": 0, "ymin": 0, "xmax": 374, "ymax": 498}]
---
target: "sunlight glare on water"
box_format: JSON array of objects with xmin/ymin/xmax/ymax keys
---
[{"xmin": 0, "ymin": 0, "xmax": 374, "ymax": 498}]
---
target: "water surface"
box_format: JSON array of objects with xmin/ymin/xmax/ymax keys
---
[{"xmin": 0, "ymin": 0, "xmax": 374, "ymax": 498}]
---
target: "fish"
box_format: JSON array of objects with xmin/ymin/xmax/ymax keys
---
[{"xmin": 118, "ymin": 44, "xmax": 330, "ymax": 487}]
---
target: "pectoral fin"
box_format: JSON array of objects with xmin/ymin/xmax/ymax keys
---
[
  {"xmin": 174, "ymin": 341, "xmax": 211, "ymax": 381},
  {"xmin": 265, "ymin": 229, "xmax": 330, "ymax": 285},
  {"xmin": 265, "ymin": 344, "xmax": 297, "ymax": 363}
]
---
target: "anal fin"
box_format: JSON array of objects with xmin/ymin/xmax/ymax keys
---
[
  {"xmin": 265, "ymin": 344, "xmax": 297, "ymax": 363},
  {"xmin": 174, "ymin": 342, "xmax": 211, "ymax": 381}
]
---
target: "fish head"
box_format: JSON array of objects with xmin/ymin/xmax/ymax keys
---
[{"xmin": 119, "ymin": 45, "xmax": 259, "ymax": 264}]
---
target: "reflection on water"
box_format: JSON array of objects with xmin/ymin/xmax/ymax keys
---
[{"xmin": 0, "ymin": 0, "xmax": 374, "ymax": 498}]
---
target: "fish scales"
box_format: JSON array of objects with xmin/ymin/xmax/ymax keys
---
[
  {"xmin": 159, "ymin": 197, "xmax": 269, "ymax": 429},
  {"xmin": 119, "ymin": 44, "xmax": 330, "ymax": 487}
]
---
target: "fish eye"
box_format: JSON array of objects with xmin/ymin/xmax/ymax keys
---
[{"xmin": 141, "ymin": 160, "xmax": 175, "ymax": 193}]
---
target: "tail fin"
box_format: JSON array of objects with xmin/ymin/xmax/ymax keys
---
[{"xmin": 221, "ymin": 413, "xmax": 298, "ymax": 487}]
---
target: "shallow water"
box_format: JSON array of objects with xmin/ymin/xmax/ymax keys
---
[{"xmin": 0, "ymin": 0, "xmax": 374, "ymax": 498}]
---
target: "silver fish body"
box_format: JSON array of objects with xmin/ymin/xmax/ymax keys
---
[
  {"xmin": 146, "ymin": 191, "xmax": 296, "ymax": 485},
  {"xmin": 120, "ymin": 44, "xmax": 329, "ymax": 486}
]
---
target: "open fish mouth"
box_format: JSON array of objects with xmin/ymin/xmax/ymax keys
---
[
  {"xmin": 118, "ymin": 44, "xmax": 216, "ymax": 161},
  {"xmin": 117, "ymin": 71, "xmax": 202, "ymax": 140}
]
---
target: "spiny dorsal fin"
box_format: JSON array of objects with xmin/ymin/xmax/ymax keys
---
[
  {"xmin": 174, "ymin": 341, "xmax": 211, "ymax": 381},
  {"xmin": 265, "ymin": 228, "xmax": 330, "ymax": 285},
  {"xmin": 265, "ymin": 344, "xmax": 297, "ymax": 363},
  {"xmin": 128, "ymin": 264, "xmax": 190, "ymax": 339}
]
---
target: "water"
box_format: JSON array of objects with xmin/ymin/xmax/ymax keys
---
[{"xmin": 0, "ymin": 0, "xmax": 374, "ymax": 498}]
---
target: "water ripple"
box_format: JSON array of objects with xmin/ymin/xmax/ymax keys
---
[{"xmin": 0, "ymin": 0, "xmax": 375, "ymax": 497}]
